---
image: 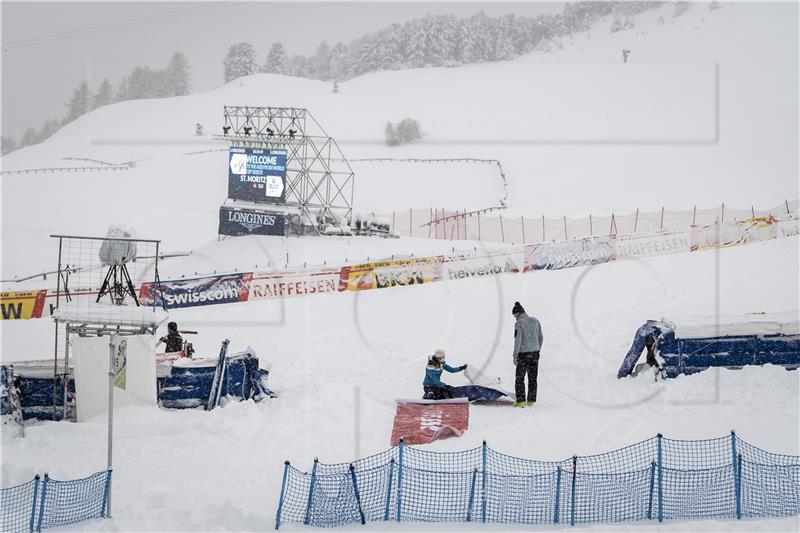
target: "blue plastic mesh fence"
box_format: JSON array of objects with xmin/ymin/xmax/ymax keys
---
[
  {"xmin": 38, "ymin": 470, "xmax": 109, "ymax": 530},
  {"xmin": 275, "ymin": 433, "xmax": 800, "ymax": 529},
  {"xmin": 740, "ymin": 460, "xmax": 800, "ymax": 518},
  {"xmin": 1, "ymin": 470, "xmax": 108, "ymax": 533},
  {"xmin": 0, "ymin": 477, "xmax": 38, "ymax": 533}
]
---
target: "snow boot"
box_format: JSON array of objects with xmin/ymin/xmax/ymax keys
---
[
  {"xmin": 526, "ymin": 402, "xmax": 535, "ymax": 407},
  {"xmin": 512, "ymin": 401, "xmax": 526, "ymax": 408}
]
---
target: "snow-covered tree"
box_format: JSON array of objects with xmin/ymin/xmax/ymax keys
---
[
  {"xmin": 329, "ymin": 42, "xmax": 348, "ymax": 81},
  {"xmin": 223, "ymin": 42, "xmax": 257, "ymax": 82},
  {"xmin": 20, "ymin": 127, "xmax": 37, "ymax": 147},
  {"xmin": 92, "ymin": 78, "xmax": 113, "ymax": 109},
  {"xmin": 1, "ymin": 136, "xmax": 17, "ymax": 155},
  {"xmin": 63, "ymin": 82, "xmax": 90, "ymax": 124},
  {"xmin": 36, "ymin": 119, "xmax": 60, "ymax": 143},
  {"xmin": 308, "ymin": 41, "xmax": 331, "ymax": 79},
  {"xmin": 167, "ymin": 51, "xmax": 191, "ymax": 95},
  {"xmin": 264, "ymin": 42, "xmax": 288, "ymax": 74}
]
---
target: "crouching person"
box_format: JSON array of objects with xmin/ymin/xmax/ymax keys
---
[{"xmin": 422, "ymin": 349, "xmax": 467, "ymax": 400}]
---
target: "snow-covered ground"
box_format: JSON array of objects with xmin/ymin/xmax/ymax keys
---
[{"xmin": 1, "ymin": 2, "xmax": 798, "ymax": 532}]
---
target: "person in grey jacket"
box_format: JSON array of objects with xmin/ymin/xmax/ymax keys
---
[{"xmin": 512, "ymin": 301, "xmax": 543, "ymax": 407}]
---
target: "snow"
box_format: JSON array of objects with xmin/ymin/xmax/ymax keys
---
[
  {"xmin": 1, "ymin": 3, "xmax": 799, "ymax": 532},
  {"xmin": 52, "ymin": 304, "xmax": 168, "ymax": 329}
]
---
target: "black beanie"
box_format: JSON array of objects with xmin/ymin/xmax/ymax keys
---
[{"xmin": 512, "ymin": 301, "xmax": 525, "ymax": 315}]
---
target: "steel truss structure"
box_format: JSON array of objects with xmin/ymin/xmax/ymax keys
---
[{"xmin": 214, "ymin": 106, "xmax": 355, "ymax": 228}]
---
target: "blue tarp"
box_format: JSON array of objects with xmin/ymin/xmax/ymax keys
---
[
  {"xmin": 450, "ymin": 385, "xmax": 508, "ymax": 402},
  {"xmin": 618, "ymin": 320, "xmax": 800, "ymax": 379}
]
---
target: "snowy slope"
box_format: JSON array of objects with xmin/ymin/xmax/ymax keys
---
[
  {"xmin": 1, "ymin": 4, "xmax": 799, "ymax": 531},
  {"xmin": 2, "ymin": 234, "xmax": 798, "ymax": 532}
]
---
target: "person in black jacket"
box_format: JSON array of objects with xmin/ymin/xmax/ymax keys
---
[{"xmin": 157, "ymin": 322, "xmax": 184, "ymax": 353}]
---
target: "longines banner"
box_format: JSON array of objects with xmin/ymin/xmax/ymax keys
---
[
  {"xmin": 228, "ymin": 147, "xmax": 287, "ymax": 203},
  {"xmin": 219, "ymin": 206, "xmax": 286, "ymax": 237}
]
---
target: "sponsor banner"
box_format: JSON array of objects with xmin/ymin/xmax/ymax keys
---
[
  {"xmin": 228, "ymin": 147, "xmax": 287, "ymax": 203},
  {"xmin": 0, "ymin": 290, "xmax": 46, "ymax": 320},
  {"xmin": 340, "ymin": 257, "xmax": 443, "ymax": 292},
  {"xmin": 219, "ymin": 206, "xmax": 286, "ymax": 237},
  {"xmin": 443, "ymin": 252, "xmax": 525, "ymax": 280},
  {"xmin": 249, "ymin": 268, "xmax": 342, "ymax": 299},
  {"xmin": 616, "ymin": 231, "xmax": 691, "ymax": 258},
  {"xmin": 390, "ymin": 399, "xmax": 469, "ymax": 446},
  {"xmin": 524, "ymin": 237, "xmax": 615, "ymax": 271},
  {"xmin": 691, "ymin": 216, "xmax": 778, "ymax": 251},
  {"xmin": 140, "ymin": 273, "xmax": 251, "ymax": 309}
]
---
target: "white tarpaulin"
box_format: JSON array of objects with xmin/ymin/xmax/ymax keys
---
[{"xmin": 72, "ymin": 335, "xmax": 157, "ymax": 422}]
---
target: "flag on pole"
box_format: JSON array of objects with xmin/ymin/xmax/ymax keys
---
[{"xmin": 113, "ymin": 338, "xmax": 127, "ymax": 390}]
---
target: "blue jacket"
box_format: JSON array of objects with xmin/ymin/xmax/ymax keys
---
[{"xmin": 423, "ymin": 362, "xmax": 462, "ymax": 388}]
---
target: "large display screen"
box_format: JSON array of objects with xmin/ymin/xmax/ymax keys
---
[{"xmin": 228, "ymin": 147, "xmax": 287, "ymax": 203}]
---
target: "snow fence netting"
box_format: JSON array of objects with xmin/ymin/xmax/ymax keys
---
[
  {"xmin": 0, "ymin": 470, "xmax": 110, "ymax": 533},
  {"xmin": 275, "ymin": 432, "xmax": 800, "ymax": 528}
]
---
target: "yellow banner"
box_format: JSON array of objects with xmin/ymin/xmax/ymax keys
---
[
  {"xmin": 0, "ymin": 290, "xmax": 47, "ymax": 320},
  {"xmin": 340, "ymin": 257, "xmax": 443, "ymax": 292}
]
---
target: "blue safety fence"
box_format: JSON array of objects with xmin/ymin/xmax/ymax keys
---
[
  {"xmin": 274, "ymin": 432, "xmax": 800, "ymax": 529},
  {"xmin": 0, "ymin": 470, "xmax": 110, "ymax": 533}
]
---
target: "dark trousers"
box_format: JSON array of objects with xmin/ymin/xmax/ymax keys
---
[
  {"xmin": 515, "ymin": 352, "xmax": 540, "ymax": 403},
  {"xmin": 423, "ymin": 385, "xmax": 454, "ymax": 400}
]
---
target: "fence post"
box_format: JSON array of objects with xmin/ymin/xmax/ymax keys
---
[
  {"xmin": 721, "ymin": 202, "xmax": 725, "ymax": 222},
  {"xmin": 303, "ymin": 458, "xmax": 319, "ymax": 525},
  {"xmin": 384, "ymin": 459, "xmax": 395, "ymax": 521},
  {"xmin": 692, "ymin": 206, "xmax": 697, "ymax": 226},
  {"xmin": 570, "ymin": 456, "xmax": 577, "ymax": 526},
  {"xmin": 751, "ymin": 206, "xmax": 755, "ymax": 218},
  {"xmin": 29, "ymin": 475, "xmax": 40, "ymax": 533},
  {"xmin": 36, "ymin": 474, "xmax": 48, "ymax": 533},
  {"xmin": 428, "ymin": 208, "xmax": 433, "ymax": 238},
  {"xmin": 554, "ymin": 466, "xmax": 562, "ymax": 524},
  {"xmin": 610, "ymin": 214, "xmax": 617, "ymax": 236},
  {"xmin": 466, "ymin": 468, "xmax": 478, "ymax": 521},
  {"xmin": 349, "ymin": 464, "xmax": 366, "ymax": 525},
  {"xmin": 647, "ymin": 461, "xmax": 656, "ymax": 520},
  {"xmin": 563, "ymin": 216, "xmax": 568, "ymax": 240},
  {"xmin": 409, "ymin": 209, "xmax": 413, "ymax": 238},
  {"xmin": 396, "ymin": 438, "xmax": 404, "ymax": 522},
  {"xmin": 786, "ymin": 199, "xmax": 791, "ymax": 215},
  {"xmin": 500, "ymin": 215, "xmax": 505, "ymax": 242},
  {"xmin": 634, "ymin": 209, "xmax": 639, "ymax": 233},
  {"xmin": 589, "ymin": 214, "xmax": 593, "ymax": 236},
  {"xmin": 731, "ymin": 430, "xmax": 740, "ymax": 519},
  {"xmin": 481, "ymin": 440, "xmax": 487, "ymax": 523},
  {"xmin": 101, "ymin": 469, "xmax": 113, "ymax": 519},
  {"xmin": 275, "ymin": 461, "xmax": 290, "ymax": 530},
  {"xmin": 660, "ymin": 207, "xmax": 665, "ymax": 230},
  {"xmin": 657, "ymin": 434, "xmax": 663, "ymax": 523},
  {"xmin": 477, "ymin": 211, "xmax": 481, "ymax": 241},
  {"xmin": 736, "ymin": 453, "xmax": 743, "ymax": 519},
  {"xmin": 542, "ymin": 215, "xmax": 546, "ymax": 242},
  {"xmin": 521, "ymin": 216, "xmax": 526, "ymax": 244},
  {"xmin": 392, "ymin": 211, "xmax": 396, "ymax": 234}
]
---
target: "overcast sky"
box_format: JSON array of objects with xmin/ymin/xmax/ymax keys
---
[{"xmin": 1, "ymin": 1, "xmax": 563, "ymax": 139}]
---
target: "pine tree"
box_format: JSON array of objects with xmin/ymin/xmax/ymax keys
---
[
  {"xmin": 1, "ymin": 136, "xmax": 17, "ymax": 155},
  {"xmin": 167, "ymin": 51, "xmax": 191, "ymax": 95},
  {"xmin": 93, "ymin": 78, "xmax": 113, "ymax": 109},
  {"xmin": 264, "ymin": 42, "xmax": 288, "ymax": 74},
  {"xmin": 287, "ymin": 54, "xmax": 307, "ymax": 77},
  {"xmin": 20, "ymin": 127, "xmax": 37, "ymax": 147},
  {"xmin": 329, "ymin": 42, "xmax": 348, "ymax": 81},
  {"xmin": 36, "ymin": 119, "xmax": 60, "ymax": 143},
  {"xmin": 309, "ymin": 41, "xmax": 331, "ymax": 79},
  {"xmin": 223, "ymin": 42, "xmax": 257, "ymax": 82},
  {"xmin": 63, "ymin": 82, "xmax": 90, "ymax": 125}
]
